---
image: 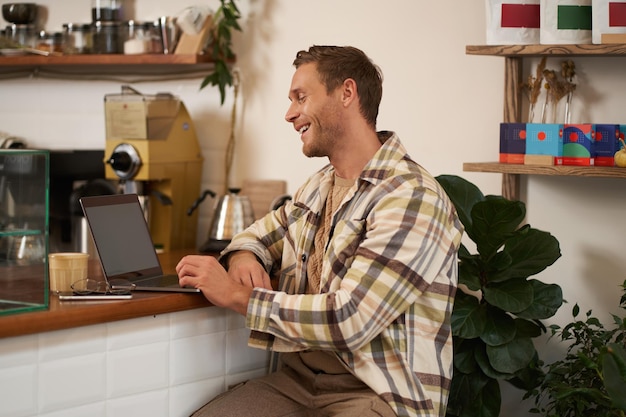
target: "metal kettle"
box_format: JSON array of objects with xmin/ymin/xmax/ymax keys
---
[
  {"xmin": 188, "ymin": 187, "xmax": 291, "ymax": 253},
  {"xmin": 188, "ymin": 188, "xmax": 255, "ymax": 253}
]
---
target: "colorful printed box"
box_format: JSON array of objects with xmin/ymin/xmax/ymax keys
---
[
  {"xmin": 525, "ymin": 124, "xmax": 563, "ymax": 165},
  {"xmin": 592, "ymin": 124, "xmax": 620, "ymax": 166},
  {"xmin": 499, "ymin": 122, "xmax": 526, "ymax": 164},
  {"xmin": 562, "ymin": 123, "xmax": 594, "ymax": 165}
]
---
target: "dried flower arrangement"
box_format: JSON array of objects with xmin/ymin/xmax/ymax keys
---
[
  {"xmin": 561, "ymin": 60, "xmax": 577, "ymax": 124},
  {"xmin": 522, "ymin": 59, "xmax": 577, "ymax": 124},
  {"xmin": 521, "ymin": 57, "xmax": 547, "ymax": 123},
  {"xmin": 541, "ymin": 60, "xmax": 577, "ymax": 123}
]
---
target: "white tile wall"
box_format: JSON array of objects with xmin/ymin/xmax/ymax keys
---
[{"xmin": 0, "ymin": 307, "xmax": 269, "ymax": 417}]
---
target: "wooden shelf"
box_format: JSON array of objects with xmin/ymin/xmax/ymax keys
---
[
  {"xmin": 464, "ymin": 162, "xmax": 626, "ymax": 179},
  {"xmin": 465, "ymin": 45, "xmax": 626, "ymax": 200},
  {"xmin": 0, "ymin": 53, "xmax": 215, "ymax": 66},
  {"xmin": 466, "ymin": 44, "xmax": 626, "ymax": 57}
]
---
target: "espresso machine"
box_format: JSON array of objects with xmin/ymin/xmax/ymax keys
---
[{"xmin": 104, "ymin": 86, "xmax": 203, "ymax": 252}]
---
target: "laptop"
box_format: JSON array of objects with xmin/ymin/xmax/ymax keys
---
[{"xmin": 79, "ymin": 193, "xmax": 200, "ymax": 293}]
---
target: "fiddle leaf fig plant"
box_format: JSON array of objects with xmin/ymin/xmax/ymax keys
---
[
  {"xmin": 435, "ymin": 175, "xmax": 563, "ymax": 417},
  {"xmin": 200, "ymin": 0, "xmax": 241, "ymax": 105}
]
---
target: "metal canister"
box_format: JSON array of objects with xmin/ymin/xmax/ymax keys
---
[{"xmin": 92, "ymin": 21, "xmax": 120, "ymax": 54}]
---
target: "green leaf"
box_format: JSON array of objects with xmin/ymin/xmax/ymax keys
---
[
  {"xmin": 488, "ymin": 250, "xmax": 513, "ymax": 274},
  {"xmin": 461, "ymin": 378, "xmax": 501, "ymax": 417},
  {"xmin": 496, "ymin": 228, "xmax": 561, "ymax": 281},
  {"xmin": 458, "ymin": 255, "xmax": 482, "ymax": 291},
  {"xmin": 453, "ymin": 338, "xmax": 480, "ymax": 374},
  {"xmin": 447, "ymin": 371, "xmax": 491, "ymax": 416},
  {"xmin": 472, "ymin": 198, "xmax": 525, "ymax": 260},
  {"xmin": 516, "ymin": 279, "xmax": 563, "ymax": 320},
  {"xmin": 484, "ymin": 278, "xmax": 533, "ymax": 313},
  {"xmin": 452, "ymin": 291, "xmax": 487, "ymax": 339},
  {"xmin": 486, "ymin": 337, "xmax": 536, "ymax": 374},
  {"xmin": 480, "ymin": 306, "xmax": 516, "ymax": 346},
  {"xmin": 603, "ymin": 343, "xmax": 626, "ymax": 411},
  {"xmin": 513, "ymin": 318, "xmax": 543, "ymax": 339},
  {"xmin": 507, "ymin": 353, "xmax": 544, "ymax": 391},
  {"xmin": 199, "ymin": 0, "xmax": 241, "ymax": 105},
  {"xmin": 435, "ymin": 175, "xmax": 485, "ymax": 233},
  {"xmin": 475, "ymin": 341, "xmax": 516, "ymax": 379}
]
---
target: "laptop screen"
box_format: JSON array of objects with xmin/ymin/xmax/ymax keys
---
[{"xmin": 80, "ymin": 194, "xmax": 163, "ymax": 279}]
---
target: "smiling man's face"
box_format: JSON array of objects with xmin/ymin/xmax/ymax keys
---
[{"xmin": 285, "ymin": 63, "xmax": 345, "ymax": 158}]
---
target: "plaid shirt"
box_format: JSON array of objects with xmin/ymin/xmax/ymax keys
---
[{"xmin": 221, "ymin": 132, "xmax": 463, "ymax": 417}]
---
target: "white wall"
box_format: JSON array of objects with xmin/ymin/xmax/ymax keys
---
[{"xmin": 2, "ymin": 1, "xmax": 626, "ymax": 416}]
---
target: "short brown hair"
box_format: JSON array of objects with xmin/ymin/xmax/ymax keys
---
[{"xmin": 293, "ymin": 46, "xmax": 383, "ymax": 129}]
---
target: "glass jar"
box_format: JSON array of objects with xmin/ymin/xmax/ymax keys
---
[
  {"xmin": 92, "ymin": 0, "xmax": 122, "ymax": 22},
  {"xmin": 62, "ymin": 23, "xmax": 92, "ymax": 54},
  {"xmin": 6, "ymin": 24, "xmax": 36, "ymax": 47},
  {"xmin": 146, "ymin": 20, "xmax": 163, "ymax": 54},
  {"xmin": 92, "ymin": 21, "xmax": 121, "ymax": 54},
  {"xmin": 35, "ymin": 31, "xmax": 63, "ymax": 54},
  {"xmin": 121, "ymin": 20, "xmax": 147, "ymax": 54}
]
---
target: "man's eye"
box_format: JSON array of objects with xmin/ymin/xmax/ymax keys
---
[{"xmin": 297, "ymin": 96, "xmax": 306, "ymax": 104}]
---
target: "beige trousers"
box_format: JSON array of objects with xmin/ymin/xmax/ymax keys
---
[{"xmin": 190, "ymin": 352, "xmax": 396, "ymax": 417}]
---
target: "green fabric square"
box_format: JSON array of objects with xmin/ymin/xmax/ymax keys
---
[{"xmin": 557, "ymin": 5, "xmax": 592, "ymax": 30}]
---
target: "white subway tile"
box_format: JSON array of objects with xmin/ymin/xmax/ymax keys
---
[
  {"xmin": 0, "ymin": 364, "xmax": 37, "ymax": 417},
  {"xmin": 107, "ymin": 342, "xmax": 169, "ymax": 398},
  {"xmin": 226, "ymin": 327, "xmax": 270, "ymax": 374},
  {"xmin": 0, "ymin": 333, "xmax": 37, "ymax": 368},
  {"xmin": 226, "ymin": 309, "xmax": 247, "ymax": 330},
  {"xmin": 106, "ymin": 389, "xmax": 169, "ymax": 417},
  {"xmin": 38, "ymin": 353, "xmax": 106, "ymax": 413},
  {"xmin": 169, "ymin": 307, "xmax": 227, "ymax": 340},
  {"xmin": 170, "ymin": 333, "xmax": 226, "ymax": 385},
  {"xmin": 107, "ymin": 314, "xmax": 170, "ymax": 350},
  {"xmin": 169, "ymin": 377, "xmax": 225, "ymax": 417},
  {"xmin": 38, "ymin": 401, "xmax": 106, "ymax": 417},
  {"xmin": 38, "ymin": 325, "xmax": 106, "ymax": 362}
]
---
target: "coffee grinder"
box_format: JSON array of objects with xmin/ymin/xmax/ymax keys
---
[{"xmin": 103, "ymin": 86, "xmax": 203, "ymax": 252}]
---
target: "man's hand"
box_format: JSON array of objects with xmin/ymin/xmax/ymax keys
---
[
  {"xmin": 176, "ymin": 255, "xmax": 255, "ymax": 316},
  {"xmin": 227, "ymin": 251, "xmax": 273, "ymax": 289}
]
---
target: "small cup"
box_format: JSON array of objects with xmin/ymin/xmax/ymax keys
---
[{"xmin": 48, "ymin": 252, "xmax": 89, "ymax": 294}]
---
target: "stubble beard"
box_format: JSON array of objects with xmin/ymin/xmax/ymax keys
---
[{"xmin": 302, "ymin": 108, "xmax": 344, "ymax": 159}]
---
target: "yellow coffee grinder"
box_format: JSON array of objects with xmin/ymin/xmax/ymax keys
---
[{"xmin": 103, "ymin": 86, "xmax": 203, "ymax": 252}]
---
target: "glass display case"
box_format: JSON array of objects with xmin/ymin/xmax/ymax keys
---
[{"xmin": 0, "ymin": 149, "xmax": 49, "ymax": 315}]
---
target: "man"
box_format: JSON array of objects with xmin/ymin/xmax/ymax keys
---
[{"xmin": 177, "ymin": 45, "xmax": 463, "ymax": 417}]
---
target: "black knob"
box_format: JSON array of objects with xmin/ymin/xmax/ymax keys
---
[{"xmin": 108, "ymin": 151, "xmax": 132, "ymax": 172}]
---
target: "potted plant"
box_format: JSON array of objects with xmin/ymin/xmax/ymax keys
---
[
  {"xmin": 435, "ymin": 175, "xmax": 564, "ymax": 417},
  {"xmin": 200, "ymin": 0, "xmax": 242, "ymax": 105},
  {"xmin": 524, "ymin": 280, "xmax": 626, "ymax": 417}
]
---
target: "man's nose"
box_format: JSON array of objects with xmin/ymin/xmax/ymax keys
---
[{"xmin": 285, "ymin": 103, "xmax": 298, "ymax": 123}]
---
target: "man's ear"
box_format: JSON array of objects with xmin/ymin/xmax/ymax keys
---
[{"xmin": 341, "ymin": 78, "xmax": 357, "ymax": 107}]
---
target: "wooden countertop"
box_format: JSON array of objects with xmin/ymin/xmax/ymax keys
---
[{"xmin": 0, "ymin": 249, "xmax": 215, "ymax": 339}]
